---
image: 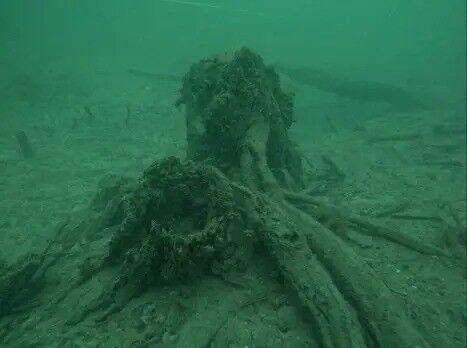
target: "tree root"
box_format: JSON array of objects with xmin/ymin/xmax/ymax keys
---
[
  {"xmin": 283, "ymin": 191, "xmax": 449, "ymax": 258},
  {"xmin": 232, "ymin": 184, "xmax": 429, "ymax": 347}
]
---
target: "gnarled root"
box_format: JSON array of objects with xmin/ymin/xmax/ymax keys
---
[
  {"xmin": 284, "ymin": 191, "xmax": 448, "ymax": 258},
  {"xmin": 231, "ymin": 184, "xmax": 428, "ymax": 347}
]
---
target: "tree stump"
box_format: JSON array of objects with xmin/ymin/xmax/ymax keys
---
[{"xmin": 2, "ymin": 47, "xmax": 461, "ymax": 347}]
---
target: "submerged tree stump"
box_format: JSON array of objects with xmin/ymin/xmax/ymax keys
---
[
  {"xmin": 1, "ymin": 48, "xmax": 459, "ymax": 347},
  {"xmin": 180, "ymin": 49, "xmax": 304, "ymax": 193}
]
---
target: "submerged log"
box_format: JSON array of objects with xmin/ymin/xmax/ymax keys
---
[
  {"xmin": 127, "ymin": 68, "xmax": 181, "ymax": 83},
  {"xmin": 278, "ymin": 65, "xmax": 429, "ymax": 112}
]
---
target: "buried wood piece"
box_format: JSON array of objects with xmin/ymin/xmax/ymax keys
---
[{"xmin": 15, "ymin": 131, "xmax": 35, "ymax": 158}]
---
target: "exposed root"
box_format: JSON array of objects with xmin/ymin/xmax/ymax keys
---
[{"xmin": 283, "ymin": 191, "xmax": 449, "ymax": 258}]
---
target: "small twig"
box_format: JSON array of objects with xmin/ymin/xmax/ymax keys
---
[
  {"xmin": 321, "ymin": 155, "xmax": 345, "ymax": 181},
  {"xmin": 414, "ymin": 160, "xmax": 463, "ymax": 168},
  {"xmin": 304, "ymin": 183, "xmax": 331, "ymax": 196},
  {"xmin": 299, "ymin": 151, "xmax": 315, "ymax": 170},
  {"xmin": 211, "ymin": 274, "xmax": 246, "ymax": 289},
  {"xmin": 125, "ymin": 103, "xmax": 131, "ymax": 127},
  {"xmin": 445, "ymin": 202, "xmax": 463, "ymax": 228},
  {"xmin": 84, "ymin": 106, "xmax": 96, "ymax": 122},
  {"xmin": 388, "ymin": 146, "xmax": 408, "ymax": 164},
  {"xmin": 238, "ymin": 291, "xmax": 269, "ymax": 308},
  {"xmin": 373, "ymin": 202, "xmax": 410, "ymax": 218},
  {"xmin": 325, "ymin": 114, "xmax": 338, "ymax": 133},
  {"xmin": 389, "ymin": 214, "xmax": 443, "ymax": 222},
  {"xmin": 426, "ymin": 144, "xmax": 461, "ymax": 154}
]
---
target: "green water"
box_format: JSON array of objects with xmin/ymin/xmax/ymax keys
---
[
  {"xmin": 0, "ymin": 1, "xmax": 465, "ymax": 347},
  {"xmin": 1, "ymin": 1, "xmax": 466, "ymax": 85}
]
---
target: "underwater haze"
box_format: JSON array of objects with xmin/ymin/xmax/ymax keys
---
[
  {"xmin": 1, "ymin": 1, "xmax": 466, "ymax": 86},
  {"xmin": 0, "ymin": 1, "xmax": 466, "ymax": 347}
]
